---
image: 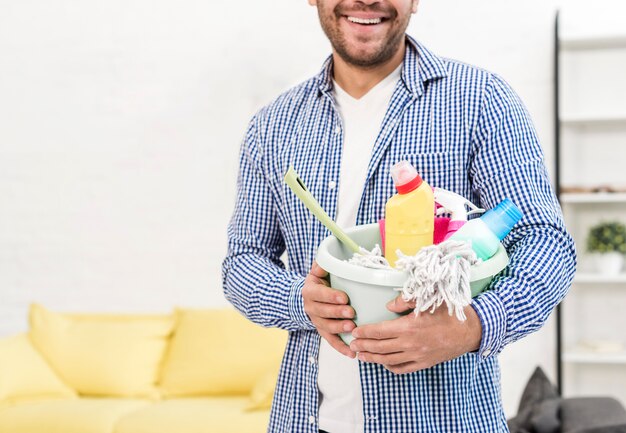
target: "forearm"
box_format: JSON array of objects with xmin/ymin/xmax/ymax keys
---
[
  {"xmin": 472, "ymin": 222, "xmax": 577, "ymax": 359},
  {"xmin": 222, "ymin": 114, "xmax": 315, "ymax": 332},
  {"xmin": 222, "ymin": 245, "xmax": 313, "ymax": 332},
  {"xmin": 471, "ymin": 163, "xmax": 577, "ymax": 359}
]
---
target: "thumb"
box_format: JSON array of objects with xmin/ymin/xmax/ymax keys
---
[
  {"xmin": 310, "ymin": 261, "xmax": 329, "ymax": 279},
  {"xmin": 387, "ymin": 295, "xmax": 415, "ymax": 313}
]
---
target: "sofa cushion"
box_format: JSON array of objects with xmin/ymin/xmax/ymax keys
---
[
  {"xmin": 0, "ymin": 333, "xmax": 76, "ymax": 408},
  {"xmin": 531, "ymin": 398, "xmax": 561, "ymax": 433},
  {"xmin": 508, "ymin": 367, "xmax": 560, "ymax": 433},
  {"xmin": 0, "ymin": 397, "xmax": 150, "ymax": 433},
  {"xmin": 28, "ymin": 303, "xmax": 175, "ymax": 398},
  {"xmin": 114, "ymin": 397, "xmax": 270, "ymax": 433},
  {"xmin": 158, "ymin": 308, "xmax": 286, "ymax": 396},
  {"xmin": 246, "ymin": 366, "xmax": 280, "ymax": 411}
]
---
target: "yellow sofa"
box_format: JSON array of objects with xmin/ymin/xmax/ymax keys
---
[{"xmin": 0, "ymin": 304, "xmax": 286, "ymax": 433}]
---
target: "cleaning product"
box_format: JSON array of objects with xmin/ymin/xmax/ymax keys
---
[
  {"xmin": 449, "ymin": 198, "xmax": 523, "ymax": 261},
  {"xmin": 433, "ymin": 188, "xmax": 485, "ymax": 240},
  {"xmin": 385, "ymin": 161, "xmax": 434, "ymax": 268},
  {"xmin": 380, "ymin": 214, "xmax": 453, "ymax": 247}
]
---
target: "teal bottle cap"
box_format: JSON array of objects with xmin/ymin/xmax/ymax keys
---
[{"xmin": 481, "ymin": 198, "xmax": 523, "ymax": 241}]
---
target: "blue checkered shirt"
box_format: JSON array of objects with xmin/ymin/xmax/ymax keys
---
[{"xmin": 222, "ymin": 36, "xmax": 576, "ymax": 433}]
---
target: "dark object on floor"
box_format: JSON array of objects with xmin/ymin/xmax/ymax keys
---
[{"xmin": 508, "ymin": 367, "xmax": 626, "ymax": 433}]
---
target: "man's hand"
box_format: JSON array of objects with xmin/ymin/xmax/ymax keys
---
[
  {"xmin": 302, "ymin": 261, "xmax": 356, "ymax": 358},
  {"xmin": 349, "ymin": 296, "xmax": 483, "ymax": 374}
]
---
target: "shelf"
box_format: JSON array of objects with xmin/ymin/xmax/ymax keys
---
[
  {"xmin": 560, "ymin": 35, "xmax": 626, "ymax": 51},
  {"xmin": 563, "ymin": 351, "xmax": 626, "ymax": 364},
  {"xmin": 574, "ymin": 273, "xmax": 626, "ymax": 284},
  {"xmin": 560, "ymin": 193, "xmax": 626, "ymax": 204},
  {"xmin": 555, "ymin": 7, "xmax": 626, "ymax": 399},
  {"xmin": 560, "ymin": 115, "xmax": 626, "ymax": 127}
]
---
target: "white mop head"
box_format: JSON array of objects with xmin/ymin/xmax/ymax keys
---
[
  {"xmin": 395, "ymin": 240, "xmax": 478, "ymax": 321},
  {"xmin": 348, "ymin": 245, "xmax": 391, "ymax": 269},
  {"xmin": 347, "ymin": 240, "xmax": 478, "ymax": 322}
]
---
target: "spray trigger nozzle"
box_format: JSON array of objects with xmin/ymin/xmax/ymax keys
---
[{"xmin": 434, "ymin": 188, "xmax": 485, "ymax": 222}]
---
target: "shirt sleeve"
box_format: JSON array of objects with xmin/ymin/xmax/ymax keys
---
[
  {"xmin": 221, "ymin": 115, "xmax": 314, "ymax": 332},
  {"xmin": 468, "ymin": 75, "xmax": 577, "ymax": 361}
]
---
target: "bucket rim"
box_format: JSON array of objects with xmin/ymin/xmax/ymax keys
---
[
  {"xmin": 316, "ymin": 224, "xmax": 408, "ymax": 287},
  {"xmin": 315, "ymin": 223, "xmax": 509, "ymax": 288}
]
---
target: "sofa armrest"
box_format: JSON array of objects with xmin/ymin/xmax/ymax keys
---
[
  {"xmin": 575, "ymin": 425, "xmax": 626, "ymax": 433},
  {"xmin": 561, "ymin": 397, "xmax": 626, "ymax": 433}
]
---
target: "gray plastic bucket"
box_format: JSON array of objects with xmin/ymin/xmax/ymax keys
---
[{"xmin": 316, "ymin": 223, "xmax": 509, "ymax": 343}]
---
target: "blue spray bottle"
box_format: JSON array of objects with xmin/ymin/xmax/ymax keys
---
[{"xmin": 449, "ymin": 198, "xmax": 523, "ymax": 261}]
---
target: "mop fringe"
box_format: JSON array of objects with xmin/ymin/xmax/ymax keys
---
[
  {"xmin": 348, "ymin": 245, "xmax": 391, "ymax": 269},
  {"xmin": 348, "ymin": 240, "xmax": 478, "ymax": 322}
]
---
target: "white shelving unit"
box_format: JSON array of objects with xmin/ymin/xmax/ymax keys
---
[
  {"xmin": 560, "ymin": 115, "xmax": 626, "ymax": 128},
  {"xmin": 556, "ymin": 8, "xmax": 626, "ymax": 404},
  {"xmin": 560, "ymin": 35, "xmax": 626, "ymax": 51},
  {"xmin": 561, "ymin": 193, "xmax": 626, "ymax": 204},
  {"xmin": 564, "ymin": 351, "xmax": 626, "ymax": 365},
  {"xmin": 574, "ymin": 273, "xmax": 626, "ymax": 284}
]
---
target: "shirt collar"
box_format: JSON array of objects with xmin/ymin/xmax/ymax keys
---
[{"xmin": 316, "ymin": 35, "xmax": 448, "ymax": 98}]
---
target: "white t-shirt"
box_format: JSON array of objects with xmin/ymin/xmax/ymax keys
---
[{"xmin": 318, "ymin": 64, "xmax": 402, "ymax": 433}]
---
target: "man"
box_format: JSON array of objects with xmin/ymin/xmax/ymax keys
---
[{"xmin": 222, "ymin": 0, "xmax": 577, "ymax": 431}]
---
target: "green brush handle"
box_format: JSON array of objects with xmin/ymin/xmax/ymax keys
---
[{"xmin": 284, "ymin": 166, "xmax": 361, "ymax": 254}]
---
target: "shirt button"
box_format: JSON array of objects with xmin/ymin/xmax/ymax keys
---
[
  {"xmin": 335, "ymin": 126, "xmax": 341, "ymax": 134},
  {"xmin": 308, "ymin": 356, "xmax": 316, "ymax": 365},
  {"xmin": 308, "ymin": 415, "xmax": 315, "ymax": 424},
  {"xmin": 482, "ymin": 349, "xmax": 492, "ymax": 357},
  {"xmin": 328, "ymin": 180, "xmax": 337, "ymax": 190}
]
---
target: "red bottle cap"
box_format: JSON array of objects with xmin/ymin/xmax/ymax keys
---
[
  {"xmin": 391, "ymin": 161, "xmax": 423, "ymax": 194},
  {"xmin": 396, "ymin": 175, "xmax": 423, "ymax": 194}
]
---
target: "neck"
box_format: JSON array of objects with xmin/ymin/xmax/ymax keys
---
[{"xmin": 333, "ymin": 39, "xmax": 405, "ymax": 99}]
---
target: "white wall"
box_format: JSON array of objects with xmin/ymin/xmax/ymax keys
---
[{"xmin": 1, "ymin": 0, "xmax": 625, "ymax": 417}]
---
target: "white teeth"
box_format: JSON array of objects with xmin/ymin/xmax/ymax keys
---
[{"xmin": 347, "ymin": 16, "xmax": 382, "ymax": 25}]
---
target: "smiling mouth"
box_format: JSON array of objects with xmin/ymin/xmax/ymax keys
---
[{"xmin": 346, "ymin": 16, "xmax": 386, "ymax": 25}]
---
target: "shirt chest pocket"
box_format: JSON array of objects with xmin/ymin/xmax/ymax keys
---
[{"xmin": 400, "ymin": 151, "xmax": 468, "ymax": 192}]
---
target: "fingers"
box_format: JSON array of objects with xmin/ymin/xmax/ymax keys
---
[
  {"xmin": 357, "ymin": 351, "xmax": 409, "ymax": 366},
  {"xmin": 312, "ymin": 303, "xmax": 355, "ymax": 320},
  {"xmin": 303, "ymin": 281, "xmax": 352, "ymax": 319},
  {"xmin": 309, "ymin": 286, "xmax": 349, "ymax": 305},
  {"xmin": 350, "ymin": 333, "xmax": 415, "ymax": 366},
  {"xmin": 350, "ymin": 336, "xmax": 402, "ymax": 354},
  {"xmin": 305, "ymin": 262, "xmax": 330, "ymax": 289},
  {"xmin": 317, "ymin": 316, "xmax": 356, "ymax": 334},
  {"xmin": 386, "ymin": 295, "xmax": 416, "ymax": 313},
  {"xmin": 352, "ymin": 318, "xmax": 402, "ymax": 340},
  {"xmin": 384, "ymin": 361, "xmax": 423, "ymax": 375},
  {"xmin": 303, "ymin": 278, "xmax": 355, "ymax": 335},
  {"xmin": 320, "ymin": 330, "xmax": 356, "ymax": 358},
  {"xmin": 303, "ymin": 274, "xmax": 348, "ymax": 304},
  {"xmin": 304, "ymin": 262, "xmax": 357, "ymax": 359}
]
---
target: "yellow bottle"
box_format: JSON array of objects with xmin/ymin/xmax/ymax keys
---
[{"xmin": 385, "ymin": 161, "xmax": 434, "ymax": 268}]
